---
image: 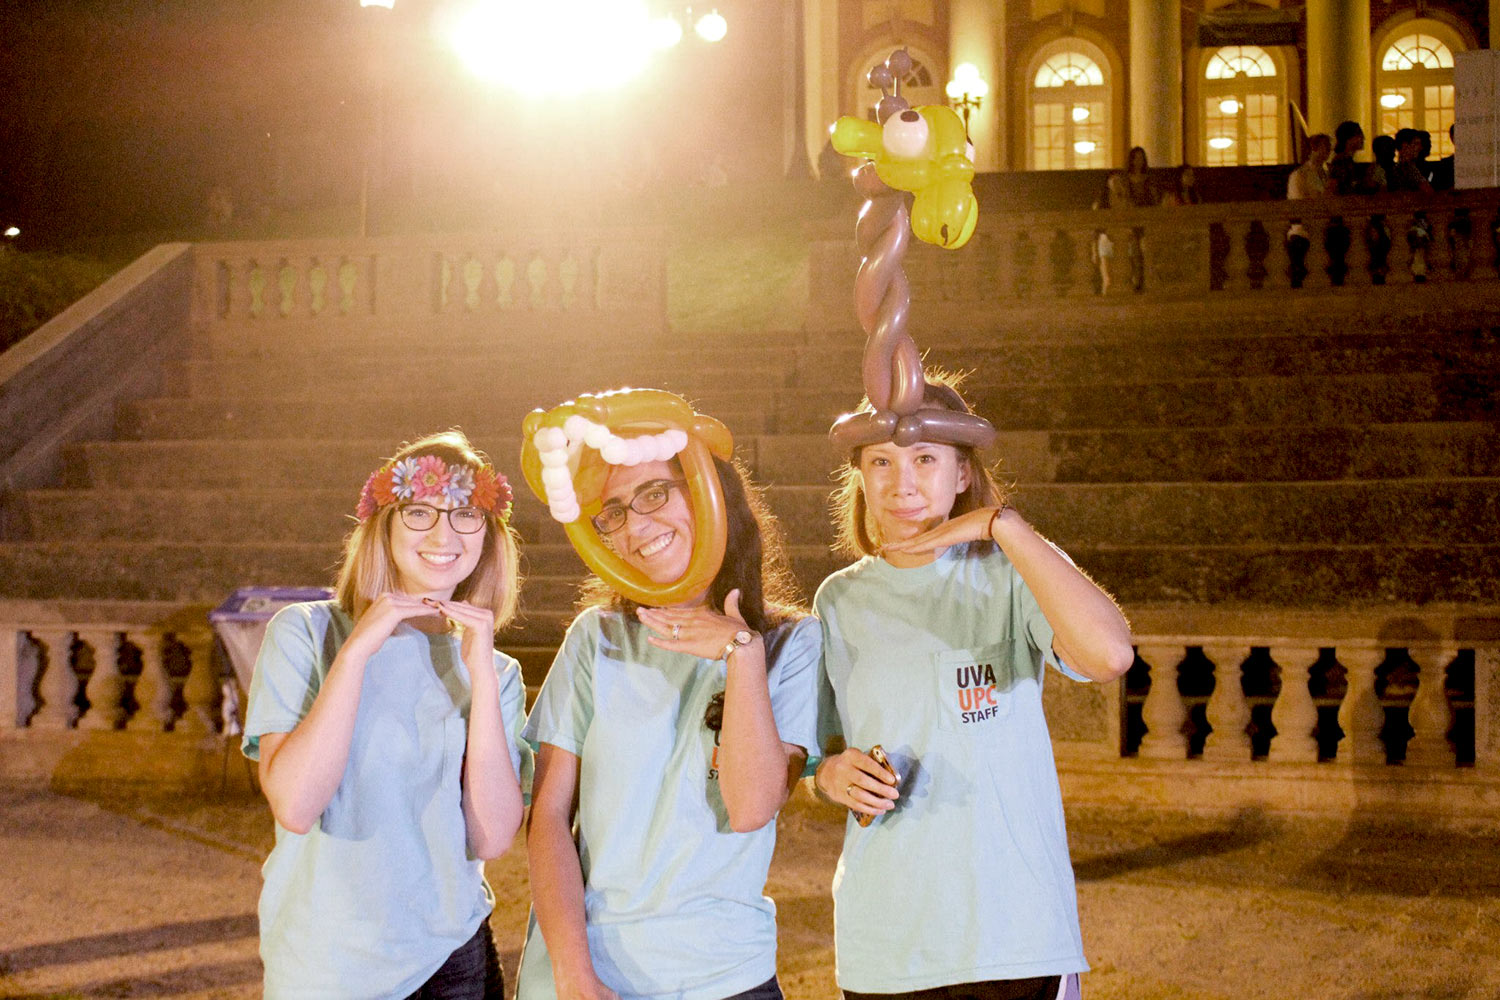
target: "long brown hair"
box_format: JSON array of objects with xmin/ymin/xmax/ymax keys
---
[
  {"xmin": 335, "ymin": 431, "xmax": 522, "ymax": 633},
  {"xmin": 831, "ymin": 369, "xmax": 1010, "ymax": 560}
]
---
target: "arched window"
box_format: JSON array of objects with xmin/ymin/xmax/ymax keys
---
[
  {"xmin": 1200, "ymin": 45, "xmax": 1285, "ymax": 166},
  {"xmin": 1027, "ymin": 39, "xmax": 1112, "ymax": 170},
  {"xmin": 855, "ymin": 48, "xmax": 943, "ymax": 121},
  {"xmin": 1377, "ymin": 23, "xmax": 1463, "ymax": 157}
]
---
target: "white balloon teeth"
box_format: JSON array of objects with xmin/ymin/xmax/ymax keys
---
[{"xmin": 533, "ymin": 420, "xmax": 690, "ymax": 524}]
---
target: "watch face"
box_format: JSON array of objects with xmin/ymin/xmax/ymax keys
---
[{"xmin": 733, "ymin": 629, "xmax": 754, "ymax": 646}]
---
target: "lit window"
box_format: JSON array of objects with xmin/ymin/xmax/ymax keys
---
[
  {"xmin": 1200, "ymin": 45, "xmax": 1284, "ymax": 165},
  {"xmin": 1377, "ymin": 26, "xmax": 1462, "ymax": 157},
  {"xmin": 1028, "ymin": 41, "xmax": 1112, "ymax": 169}
]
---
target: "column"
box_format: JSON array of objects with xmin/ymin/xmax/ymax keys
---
[
  {"xmin": 1336, "ymin": 646, "xmax": 1387, "ymax": 765},
  {"xmin": 78, "ymin": 630, "xmax": 125, "ymax": 730},
  {"xmin": 803, "ymin": 0, "xmax": 842, "ymax": 180},
  {"xmin": 949, "ymin": 0, "xmax": 1003, "ymax": 172},
  {"xmin": 1406, "ymin": 647, "xmax": 1456, "ymax": 767},
  {"xmin": 1200, "ymin": 644, "xmax": 1253, "ymax": 761},
  {"xmin": 1130, "ymin": 0, "xmax": 1183, "ymax": 165},
  {"xmin": 126, "ymin": 630, "xmax": 174, "ymax": 732},
  {"xmin": 1267, "ymin": 646, "xmax": 1321, "ymax": 762},
  {"xmin": 30, "ymin": 629, "xmax": 78, "ymax": 729},
  {"xmin": 1137, "ymin": 644, "xmax": 1189, "ymax": 759},
  {"xmin": 1306, "ymin": 0, "xmax": 1371, "ymax": 134}
]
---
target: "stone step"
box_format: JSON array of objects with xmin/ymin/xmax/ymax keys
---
[
  {"xmin": 773, "ymin": 372, "xmax": 1500, "ymax": 434},
  {"xmin": 115, "ymin": 396, "xmax": 777, "ymax": 440},
  {"xmin": 60, "ymin": 421, "xmax": 1500, "ymax": 493},
  {"xmin": 789, "ymin": 327, "xmax": 1500, "ymax": 388},
  {"xmin": 0, "ymin": 539, "xmax": 1493, "ymax": 607},
  {"xmin": 162, "ymin": 355, "xmax": 794, "ymax": 399},
  {"xmin": 15, "ymin": 481, "xmax": 1497, "ymax": 548}
]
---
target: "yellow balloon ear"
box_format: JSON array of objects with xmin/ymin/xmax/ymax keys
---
[{"xmin": 831, "ymin": 117, "xmax": 883, "ymax": 159}]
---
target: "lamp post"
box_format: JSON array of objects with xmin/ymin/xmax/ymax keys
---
[
  {"xmin": 945, "ymin": 62, "xmax": 989, "ymax": 135},
  {"xmin": 358, "ymin": 0, "xmax": 394, "ymax": 238}
]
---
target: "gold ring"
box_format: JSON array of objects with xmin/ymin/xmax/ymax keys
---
[
  {"xmin": 846, "ymin": 782, "xmax": 856, "ymax": 799},
  {"xmin": 671, "ymin": 624, "xmax": 681, "ymax": 640}
]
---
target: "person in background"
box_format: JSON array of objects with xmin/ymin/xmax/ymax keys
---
[{"xmin": 1285, "ymin": 133, "xmax": 1331, "ymax": 288}]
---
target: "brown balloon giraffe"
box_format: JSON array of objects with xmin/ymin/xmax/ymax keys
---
[{"xmin": 828, "ymin": 49, "xmax": 996, "ymax": 451}]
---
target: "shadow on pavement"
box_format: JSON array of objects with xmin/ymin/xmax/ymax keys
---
[{"xmin": 0, "ymin": 913, "xmax": 257, "ymax": 974}]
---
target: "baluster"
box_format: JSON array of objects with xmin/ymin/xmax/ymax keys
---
[
  {"xmin": 1343, "ymin": 213, "xmax": 1373, "ymax": 286},
  {"xmin": 12, "ymin": 631, "xmax": 39, "ymax": 726},
  {"xmin": 1220, "ymin": 219, "xmax": 1253, "ymax": 293},
  {"xmin": 1199, "ymin": 643, "xmax": 1253, "ymax": 761},
  {"xmin": 1406, "ymin": 646, "xmax": 1456, "ymax": 767},
  {"xmin": 1335, "ymin": 646, "xmax": 1386, "ymax": 765},
  {"xmin": 1476, "ymin": 647, "xmax": 1498, "ymax": 771},
  {"xmin": 126, "ymin": 630, "xmax": 174, "ymax": 732},
  {"xmin": 1137, "ymin": 644, "xmax": 1189, "ymax": 759},
  {"xmin": 307, "ymin": 258, "xmax": 329, "ymax": 316},
  {"xmin": 1425, "ymin": 209, "xmax": 1454, "ymax": 278},
  {"xmin": 1388, "ymin": 212, "xmax": 1415, "ymax": 282},
  {"xmin": 30, "ymin": 629, "xmax": 79, "ymax": 729},
  {"xmin": 226, "ymin": 258, "xmax": 253, "ymax": 319},
  {"xmin": 1267, "ymin": 645, "xmax": 1321, "ymax": 762},
  {"xmin": 526, "ymin": 253, "xmax": 548, "ymax": 309},
  {"xmin": 276, "ymin": 259, "xmax": 298, "ymax": 317},
  {"xmin": 1260, "ymin": 223, "xmax": 1292, "ymax": 291},
  {"xmin": 77, "ymin": 629, "xmax": 125, "ymax": 730},
  {"xmin": 1301, "ymin": 220, "xmax": 1331, "ymax": 290},
  {"xmin": 176, "ymin": 630, "xmax": 220, "ymax": 734}
]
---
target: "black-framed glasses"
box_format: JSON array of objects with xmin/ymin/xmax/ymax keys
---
[
  {"xmin": 398, "ymin": 503, "xmax": 487, "ymax": 534},
  {"xmin": 590, "ymin": 479, "xmax": 686, "ymax": 535}
]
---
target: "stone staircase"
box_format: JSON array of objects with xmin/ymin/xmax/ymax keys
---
[{"xmin": 4, "ymin": 301, "xmax": 1499, "ymax": 695}]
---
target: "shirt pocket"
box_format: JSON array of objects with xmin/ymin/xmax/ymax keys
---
[{"xmin": 934, "ymin": 644, "xmax": 1016, "ymax": 731}]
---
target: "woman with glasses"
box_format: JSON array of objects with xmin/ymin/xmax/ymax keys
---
[
  {"xmin": 242, "ymin": 430, "xmax": 528, "ymax": 1000},
  {"xmin": 515, "ymin": 392, "xmax": 819, "ymax": 1000},
  {"xmin": 812, "ymin": 373, "xmax": 1133, "ymax": 1000}
]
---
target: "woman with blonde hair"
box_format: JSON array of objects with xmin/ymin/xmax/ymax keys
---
[{"xmin": 243, "ymin": 429, "xmax": 528, "ymax": 999}]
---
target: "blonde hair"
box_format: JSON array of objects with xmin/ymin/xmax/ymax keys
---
[
  {"xmin": 831, "ymin": 369, "xmax": 1010, "ymax": 559},
  {"xmin": 335, "ymin": 431, "xmax": 521, "ymax": 633}
]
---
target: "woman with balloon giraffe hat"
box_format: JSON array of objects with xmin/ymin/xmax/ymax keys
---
[
  {"xmin": 514, "ymin": 388, "xmax": 819, "ymax": 1000},
  {"xmin": 811, "ymin": 50, "xmax": 1135, "ymax": 1000}
]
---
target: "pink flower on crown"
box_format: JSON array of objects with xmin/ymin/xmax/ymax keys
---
[
  {"xmin": 411, "ymin": 455, "xmax": 451, "ymax": 501},
  {"xmin": 387, "ymin": 457, "xmax": 423, "ymax": 501},
  {"xmin": 356, "ymin": 477, "xmax": 379, "ymax": 521},
  {"xmin": 443, "ymin": 466, "xmax": 476, "ymax": 507}
]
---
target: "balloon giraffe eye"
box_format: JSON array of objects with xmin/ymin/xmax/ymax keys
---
[{"xmin": 883, "ymin": 109, "xmax": 930, "ymax": 159}]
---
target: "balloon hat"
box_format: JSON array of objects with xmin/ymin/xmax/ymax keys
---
[
  {"xmin": 521, "ymin": 388, "xmax": 734, "ymax": 607},
  {"xmin": 828, "ymin": 49, "xmax": 996, "ymax": 452}
]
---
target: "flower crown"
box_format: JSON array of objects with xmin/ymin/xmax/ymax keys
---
[{"xmin": 356, "ymin": 454, "xmax": 514, "ymax": 524}]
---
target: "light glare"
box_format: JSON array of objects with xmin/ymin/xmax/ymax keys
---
[
  {"xmin": 1218, "ymin": 98, "xmax": 1241, "ymax": 115},
  {"xmin": 3, "ymin": 227, "xmax": 18, "ymax": 238},
  {"xmin": 1380, "ymin": 92, "xmax": 1407, "ymax": 108},
  {"xmin": 1208, "ymin": 136, "xmax": 1234, "ymax": 149},
  {"xmin": 649, "ymin": 15, "xmax": 682, "ymax": 49},
  {"xmin": 1071, "ymin": 105, "xmax": 1090, "ymax": 122},
  {"xmin": 360, "ymin": 0, "xmax": 395, "ymax": 7},
  {"xmin": 450, "ymin": 0, "xmax": 653, "ymax": 95},
  {"xmin": 694, "ymin": 10, "xmax": 727, "ymax": 43},
  {"xmin": 1073, "ymin": 140, "xmax": 1096, "ymax": 155}
]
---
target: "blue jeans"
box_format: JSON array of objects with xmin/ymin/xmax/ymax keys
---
[
  {"xmin": 726, "ymin": 977, "xmax": 784, "ymax": 1000},
  {"xmin": 405, "ymin": 918, "xmax": 504, "ymax": 1000}
]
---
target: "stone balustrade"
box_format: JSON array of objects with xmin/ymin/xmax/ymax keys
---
[
  {"xmin": 3, "ymin": 614, "xmax": 223, "ymax": 737},
  {"xmin": 191, "ymin": 231, "xmax": 668, "ymax": 335},
  {"xmin": 808, "ymin": 187, "xmax": 1500, "ymax": 329}
]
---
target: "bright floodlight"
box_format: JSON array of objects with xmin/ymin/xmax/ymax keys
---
[
  {"xmin": 1218, "ymin": 98, "xmax": 1240, "ymax": 115},
  {"xmin": 1071, "ymin": 105, "xmax": 1090, "ymax": 122},
  {"xmin": 360, "ymin": 0, "xmax": 395, "ymax": 8},
  {"xmin": 945, "ymin": 61, "xmax": 988, "ymax": 102},
  {"xmin": 3, "ymin": 227, "xmax": 18, "ymax": 238},
  {"xmin": 450, "ymin": 0, "xmax": 653, "ymax": 95},
  {"xmin": 649, "ymin": 14, "xmax": 683, "ymax": 49},
  {"xmin": 694, "ymin": 9, "xmax": 727, "ymax": 43},
  {"xmin": 1208, "ymin": 136, "xmax": 1234, "ymax": 150},
  {"xmin": 1073, "ymin": 140, "xmax": 1096, "ymax": 155},
  {"xmin": 1380, "ymin": 92, "xmax": 1407, "ymax": 109}
]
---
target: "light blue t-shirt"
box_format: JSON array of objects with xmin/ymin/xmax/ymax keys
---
[
  {"xmin": 516, "ymin": 607, "xmax": 821, "ymax": 1000},
  {"xmin": 814, "ymin": 543, "xmax": 1091, "ymax": 993},
  {"xmin": 242, "ymin": 600, "xmax": 529, "ymax": 1000}
]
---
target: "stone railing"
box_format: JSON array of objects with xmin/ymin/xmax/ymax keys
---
[
  {"xmin": 1, "ymin": 604, "xmax": 222, "ymax": 737},
  {"xmin": 191, "ymin": 230, "xmax": 668, "ymax": 336},
  {"xmin": 808, "ymin": 187, "xmax": 1500, "ymax": 329}
]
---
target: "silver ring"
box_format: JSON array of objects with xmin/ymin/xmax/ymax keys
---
[{"xmin": 671, "ymin": 623, "xmax": 681, "ymax": 640}]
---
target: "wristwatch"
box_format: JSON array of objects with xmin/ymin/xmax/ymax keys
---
[{"xmin": 719, "ymin": 629, "xmax": 756, "ymax": 662}]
